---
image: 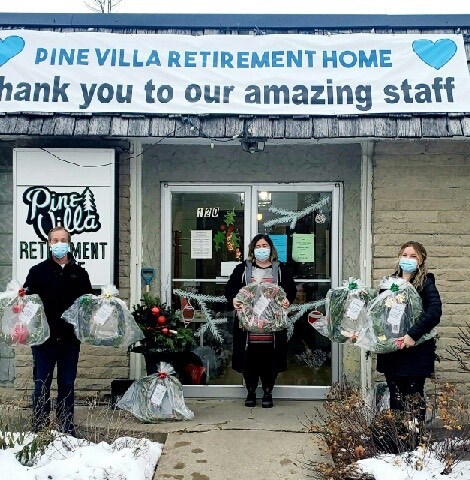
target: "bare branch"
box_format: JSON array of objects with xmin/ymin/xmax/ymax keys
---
[{"xmin": 84, "ymin": 0, "xmax": 123, "ymax": 13}]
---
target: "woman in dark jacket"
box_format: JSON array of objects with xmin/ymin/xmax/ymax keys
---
[
  {"xmin": 225, "ymin": 234, "xmax": 296, "ymax": 408},
  {"xmin": 377, "ymin": 241, "xmax": 442, "ymax": 420}
]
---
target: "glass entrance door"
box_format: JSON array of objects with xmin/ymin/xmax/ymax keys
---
[{"xmin": 161, "ymin": 183, "xmax": 341, "ymax": 398}]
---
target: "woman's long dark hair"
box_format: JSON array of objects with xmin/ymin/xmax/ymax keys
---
[{"xmin": 247, "ymin": 234, "xmax": 278, "ymax": 262}]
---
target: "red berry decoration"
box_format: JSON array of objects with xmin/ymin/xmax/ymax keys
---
[
  {"xmin": 151, "ymin": 306, "xmax": 161, "ymax": 316},
  {"xmin": 161, "ymin": 327, "xmax": 169, "ymax": 336},
  {"xmin": 18, "ymin": 288, "xmax": 26, "ymax": 297},
  {"xmin": 12, "ymin": 304, "xmax": 22, "ymax": 314},
  {"xmin": 157, "ymin": 315, "xmax": 167, "ymax": 326}
]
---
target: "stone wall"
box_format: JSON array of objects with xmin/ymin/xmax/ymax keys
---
[
  {"xmin": 372, "ymin": 139, "xmax": 470, "ymax": 395},
  {"xmin": 0, "ymin": 147, "xmax": 131, "ymax": 404}
]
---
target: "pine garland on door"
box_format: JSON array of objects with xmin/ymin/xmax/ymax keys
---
[
  {"xmin": 263, "ymin": 195, "xmax": 331, "ymax": 229},
  {"xmin": 173, "ymin": 289, "xmax": 228, "ymax": 343}
]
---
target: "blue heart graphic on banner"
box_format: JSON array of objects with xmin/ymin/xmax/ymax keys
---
[
  {"xmin": 0, "ymin": 35, "xmax": 25, "ymax": 67},
  {"xmin": 412, "ymin": 39, "xmax": 457, "ymax": 70}
]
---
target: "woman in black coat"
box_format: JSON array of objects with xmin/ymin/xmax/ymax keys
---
[
  {"xmin": 225, "ymin": 234, "xmax": 296, "ymax": 408},
  {"xmin": 377, "ymin": 241, "xmax": 442, "ymax": 420}
]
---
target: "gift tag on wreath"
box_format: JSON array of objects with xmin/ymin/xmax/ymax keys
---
[
  {"xmin": 253, "ymin": 295, "xmax": 270, "ymax": 317},
  {"xmin": 345, "ymin": 298, "xmax": 364, "ymax": 320},
  {"xmin": 93, "ymin": 304, "xmax": 114, "ymax": 326},
  {"xmin": 387, "ymin": 303, "xmax": 405, "ymax": 334},
  {"xmin": 19, "ymin": 302, "xmax": 40, "ymax": 325},
  {"xmin": 150, "ymin": 383, "xmax": 167, "ymax": 406}
]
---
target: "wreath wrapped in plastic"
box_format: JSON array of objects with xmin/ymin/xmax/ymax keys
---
[
  {"xmin": 62, "ymin": 285, "xmax": 144, "ymax": 347},
  {"xmin": 116, "ymin": 362, "xmax": 194, "ymax": 422},
  {"xmin": 356, "ymin": 277, "xmax": 435, "ymax": 353},
  {"xmin": 0, "ymin": 280, "xmax": 49, "ymax": 346},
  {"xmin": 235, "ymin": 283, "xmax": 288, "ymax": 333},
  {"xmin": 312, "ymin": 278, "xmax": 376, "ymax": 343}
]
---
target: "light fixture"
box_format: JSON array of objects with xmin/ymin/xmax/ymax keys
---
[
  {"xmin": 240, "ymin": 137, "xmax": 267, "ymax": 154},
  {"xmin": 258, "ymin": 191, "xmax": 272, "ymax": 208}
]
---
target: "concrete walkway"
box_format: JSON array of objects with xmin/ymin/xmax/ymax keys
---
[{"xmin": 75, "ymin": 399, "xmax": 330, "ymax": 480}]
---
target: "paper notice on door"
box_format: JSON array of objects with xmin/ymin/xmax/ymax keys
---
[
  {"xmin": 292, "ymin": 233, "xmax": 315, "ymax": 262},
  {"xmin": 269, "ymin": 234, "xmax": 287, "ymax": 262},
  {"xmin": 221, "ymin": 261, "xmax": 241, "ymax": 277},
  {"xmin": 191, "ymin": 230, "xmax": 213, "ymax": 259}
]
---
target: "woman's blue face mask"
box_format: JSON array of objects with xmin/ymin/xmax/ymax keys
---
[
  {"xmin": 399, "ymin": 257, "xmax": 418, "ymax": 273},
  {"xmin": 254, "ymin": 247, "xmax": 270, "ymax": 261}
]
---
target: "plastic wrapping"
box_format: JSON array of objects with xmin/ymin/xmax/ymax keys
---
[
  {"xmin": 116, "ymin": 362, "xmax": 194, "ymax": 422},
  {"xmin": 356, "ymin": 277, "xmax": 434, "ymax": 353},
  {"xmin": 235, "ymin": 282, "xmax": 288, "ymax": 333},
  {"xmin": 311, "ymin": 278, "xmax": 376, "ymax": 343},
  {"xmin": 62, "ymin": 285, "xmax": 144, "ymax": 347},
  {"xmin": 0, "ymin": 280, "xmax": 50, "ymax": 346}
]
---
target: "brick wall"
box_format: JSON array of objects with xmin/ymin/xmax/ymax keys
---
[{"xmin": 372, "ymin": 139, "xmax": 470, "ymax": 395}]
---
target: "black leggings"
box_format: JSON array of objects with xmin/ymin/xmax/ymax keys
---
[
  {"xmin": 243, "ymin": 343, "xmax": 277, "ymax": 392},
  {"xmin": 385, "ymin": 375, "xmax": 427, "ymax": 421}
]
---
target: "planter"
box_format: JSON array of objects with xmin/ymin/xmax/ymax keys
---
[{"xmin": 140, "ymin": 350, "xmax": 206, "ymax": 385}]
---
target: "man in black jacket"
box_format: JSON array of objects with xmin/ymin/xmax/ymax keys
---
[{"xmin": 24, "ymin": 226, "xmax": 92, "ymax": 435}]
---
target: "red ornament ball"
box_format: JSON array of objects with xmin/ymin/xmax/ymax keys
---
[
  {"xmin": 157, "ymin": 315, "xmax": 167, "ymax": 326},
  {"xmin": 151, "ymin": 306, "xmax": 161, "ymax": 316},
  {"xmin": 161, "ymin": 327, "xmax": 169, "ymax": 336}
]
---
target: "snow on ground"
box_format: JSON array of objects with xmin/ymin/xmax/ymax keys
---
[
  {"xmin": 0, "ymin": 432, "xmax": 163, "ymax": 480},
  {"xmin": 357, "ymin": 447, "xmax": 470, "ymax": 480}
]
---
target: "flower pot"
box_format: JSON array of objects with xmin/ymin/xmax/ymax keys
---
[{"xmin": 143, "ymin": 350, "xmax": 206, "ymax": 385}]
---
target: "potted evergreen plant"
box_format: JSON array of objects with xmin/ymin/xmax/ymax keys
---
[{"xmin": 130, "ymin": 293, "xmax": 205, "ymax": 383}]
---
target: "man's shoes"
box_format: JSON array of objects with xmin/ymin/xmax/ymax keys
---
[
  {"xmin": 262, "ymin": 391, "xmax": 273, "ymax": 408},
  {"xmin": 244, "ymin": 389, "xmax": 257, "ymax": 407}
]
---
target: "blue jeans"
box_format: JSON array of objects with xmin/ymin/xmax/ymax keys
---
[{"xmin": 31, "ymin": 339, "xmax": 80, "ymax": 433}]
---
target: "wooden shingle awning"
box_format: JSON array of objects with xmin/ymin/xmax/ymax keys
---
[{"xmin": 0, "ymin": 113, "xmax": 468, "ymax": 139}]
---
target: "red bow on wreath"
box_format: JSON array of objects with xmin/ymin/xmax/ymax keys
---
[{"xmin": 158, "ymin": 372, "xmax": 168, "ymax": 379}]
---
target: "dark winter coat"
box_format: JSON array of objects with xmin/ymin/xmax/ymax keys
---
[
  {"xmin": 224, "ymin": 260, "xmax": 297, "ymax": 373},
  {"xmin": 24, "ymin": 255, "xmax": 93, "ymax": 343},
  {"xmin": 376, "ymin": 273, "xmax": 442, "ymax": 378}
]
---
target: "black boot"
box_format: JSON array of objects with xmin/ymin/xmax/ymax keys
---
[
  {"xmin": 262, "ymin": 390, "xmax": 273, "ymax": 408},
  {"xmin": 245, "ymin": 389, "xmax": 257, "ymax": 407}
]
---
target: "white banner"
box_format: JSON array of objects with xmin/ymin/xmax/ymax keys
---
[
  {"xmin": 0, "ymin": 30, "xmax": 469, "ymax": 115},
  {"xmin": 13, "ymin": 149, "xmax": 115, "ymax": 288}
]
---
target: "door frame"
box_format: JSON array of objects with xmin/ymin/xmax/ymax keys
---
[{"xmin": 161, "ymin": 182, "xmax": 343, "ymax": 399}]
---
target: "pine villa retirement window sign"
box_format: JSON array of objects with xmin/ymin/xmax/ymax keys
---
[
  {"xmin": 0, "ymin": 31, "xmax": 469, "ymax": 114},
  {"xmin": 13, "ymin": 148, "xmax": 115, "ymax": 288}
]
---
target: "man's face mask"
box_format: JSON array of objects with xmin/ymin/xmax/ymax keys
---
[{"xmin": 50, "ymin": 242, "xmax": 69, "ymax": 259}]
